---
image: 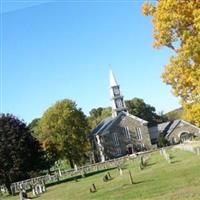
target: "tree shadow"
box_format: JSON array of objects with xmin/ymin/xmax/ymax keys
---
[
  {"xmin": 146, "ymin": 162, "xmax": 156, "ymax": 167},
  {"xmin": 170, "ymin": 160, "xmax": 181, "ymax": 164}
]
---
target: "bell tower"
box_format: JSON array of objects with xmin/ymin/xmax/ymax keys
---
[{"xmin": 109, "ymin": 69, "xmax": 127, "ymax": 117}]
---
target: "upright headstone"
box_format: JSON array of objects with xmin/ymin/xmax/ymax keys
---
[
  {"xmin": 19, "ymin": 191, "xmax": 23, "ymax": 200},
  {"xmin": 32, "ymin": 186, "xmax": 36, "ymax": 197},
  {"xmin": 74, "ymin": 164, "xmax": 78, "ymax": 171},
  {"xmin": 128, "ymin": 170, "xmax": 134, "ymax": 184},
  {"xmin": 118, "ymin": 167, "xmax": 123, "ymax": 176}
]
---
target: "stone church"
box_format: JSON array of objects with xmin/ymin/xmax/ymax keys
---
[
  {"xmin": 89, "ymin": 70, "xmax": 152, "ymax": 162},
  {"xmin": 89, "ymin": 70, "xmax": 200, "ymax": 163}
]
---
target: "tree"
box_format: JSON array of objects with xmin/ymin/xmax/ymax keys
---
[
  {"xmin": 125, "ymin": 98, "xmax": 166, "ymax": 123},
  {"xmin": 142, "ymin": 0, "xmax": 200, "ymax": 127},
  {"xmin": 38, "ymin": 99, "xmax": 90, "ymax": 168},
  {"xmin": 157, "ymin": 133, "xmax": 170, "ymax": 148},
  {"xmin": 0, "ymin": 114, "xmax": 48, "ymax": 194},
  {"xmin": 28, "ymin": 118, "xmax": 40, "ymax": 137},
  {"xmin": 29, "ymin": 118, "xmax": 59, "ymax": 172},
  {"xmin": 88, "ymin": 107, "xmax": 112, "ymax": 129}
]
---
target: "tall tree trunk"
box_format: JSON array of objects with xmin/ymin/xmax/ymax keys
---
[
  {"xmin": 5, "ymin": 178, "xmax": 12, "ymax": 195},
  {"xmin": 69, "ymin": 159, "xmax": 74, "ymax": 169}
]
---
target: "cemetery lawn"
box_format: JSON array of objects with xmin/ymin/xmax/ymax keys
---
[{"xmin": 3, "ymin": 149, "xmax": 200, "ymax": 200}]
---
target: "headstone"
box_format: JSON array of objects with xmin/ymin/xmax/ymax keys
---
[
  {"xmin": 103, "ymin": 174, "xmax": 109, "ymax": 182},
  {"xmin": 38, "ymin": 184, "xmax": 42, "ymax": 194},
  {"xmin": 22, "ymin": 190, "xmax": 28, "ymax": 198},
  {"xmin": 10, "ymin": 185, "xmax": 16, "ymax": 196},
  {"xmin": 90, "ymin": 183, "xmax": 97, "ymax": 193},
  {"xmin": 118, "ymin": 167, "xmax": 123, "ymax": 176},
  {"xmin": 128, "ymin": 170, "xmax": 134, "ymax": 184},
  {"xmin": 41, "ymin": 181, "xmax": 46, "ymax": 192},
  {"xmin": 107, "ymin": 172, "xmax": 112, "ymax": 179},
  {"xmin": 32, "ymin": 186, "xmax": 36, "ymax": 197},
  {"xmin": 19, "ymin": 191, "xmax": 23, "ymax": 200},
  {"xmin": 74, "ymin": 164, "xmax": 78, "ymax": 171}
]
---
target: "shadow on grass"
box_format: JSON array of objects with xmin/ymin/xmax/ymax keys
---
[
  {"xmin": 46, "ymin": 167, "xmax": 117, "ymax": 188},
  {"xmin": 146, "ymin": 162, "xmax": 157, "ymax": 167},
  {"xmin": 122, "ymin": 179, "xmax": 154, "ymax": 187},
  {"xmin": 134, "ymin": 179, "xmax": 154, "ymax": 185},
  {"xmin": 170, "ymin": 160, "xmax": 181, "ymax": 164}
]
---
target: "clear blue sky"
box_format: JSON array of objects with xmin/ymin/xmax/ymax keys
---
[{"xmin": 1, "ymin": 0, "xmax": 180, "ymax": 123}]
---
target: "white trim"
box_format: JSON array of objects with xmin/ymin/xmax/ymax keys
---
[
  {"xmin": 127, "ymin": 113, "xmax": 148, "ymax": 125},
  {"xmin": 113, "ymin": 132, "xmax": 119, "ymax": 145},
  {"xmin": 124, "ymin": 127, "xmax": 131, "ymax": 139},
  {"xmin": 136, "ymin": 127, "xmax": 142, "ymax": 140}
]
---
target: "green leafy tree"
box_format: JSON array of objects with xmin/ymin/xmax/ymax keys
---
[
  {"xmin": 157, "ymin": 133, "xmax": 170, "ymax": 148},
  {"xmin": 28, "ymin": 118, "xmax": 40, "ymax": 137},
  {"xmin": 39, "ymin": 99, "xmax": 90, "ymax": 168},
  {"xmin": 0, "ymin": 114, "xmax": 48, "ymax": 194},
  {"xmin": 88, "ymin": 107, "xmax": 112, "ymax": 129},
  {"xmin": 29, "ymin": 118, "xmax": 59, "ymax": 172},
  {"xmin": 125, "ymin": 98, "xmax": 167, "ymax": 123}
]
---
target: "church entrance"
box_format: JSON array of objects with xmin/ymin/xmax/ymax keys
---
[{"xmin": 127, "ymin": 144, "xmax": 133, "ymax": 154}]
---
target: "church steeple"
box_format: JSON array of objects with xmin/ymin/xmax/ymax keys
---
[
  {"xmin": 109, "ymin": 69, "xmax": 118, "ymax": 87},
  {"xmin": 109, "ymin": 69, "xmax": 127, "ymax": 117}
]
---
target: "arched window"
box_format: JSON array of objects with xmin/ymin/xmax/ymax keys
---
[{"xmin": 180, "ymin": 132, "xmax": 191, "ymax": 143}]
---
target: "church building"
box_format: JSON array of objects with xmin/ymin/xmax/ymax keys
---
[
  {"xmin": 89, "ymin": 70, "xmax": 200, "ymax": 163},
  {"xmin": 89, "ymin": 70, "xmax": 152, "ymax": 162}
]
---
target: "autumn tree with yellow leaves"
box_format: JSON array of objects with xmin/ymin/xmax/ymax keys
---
[{"xmin": 142, "ymin": 0, "xmax": 200, "ymax": 127}]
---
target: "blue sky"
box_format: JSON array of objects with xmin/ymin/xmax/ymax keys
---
[{"xmin": 1, "ymin": 0, "xmax": 180, "ymax": 123}]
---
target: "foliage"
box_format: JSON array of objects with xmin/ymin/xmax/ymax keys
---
[
  {"xmin": 125, "ymin": 98, "xmax": 167, "ymax": 123},
  {"xmin": 28, "ymin": 118, "xmax": 40, "ymax": 137},
  {"xmin": 88, "ymin": 107, "xmax": 112, "ymax": 129},
  {"xmin": 88, "ymin": 98, "xmax": 167, "ymax": 128},
  {"xmin": 157, "ymin": 133, "xmax": 170, "ymax": 147},
  {"xmin": 38, "ymin": 99, "xmax": 90, "ymax": 168},
  {"xmin": 142, "ymin": 0, "xmax": 200, "ymax": 127},
  {"xmin": 164, "ymin": 107, "xmax": 184, "ymax": 121},
  {"xmin": 0, "ymin": 114, "xmax": 48, "ymax": 193}
]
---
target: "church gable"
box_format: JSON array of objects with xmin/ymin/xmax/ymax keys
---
[{"xmin": 166, "ymin": 120, "xmax": 200, "ymax": 143}]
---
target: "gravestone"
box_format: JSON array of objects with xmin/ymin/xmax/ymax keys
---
[
  {"xmin": 107, "ymin": 172, "xmax": 112, "ymax": 179},
  {"xmin": 41, "ymin": 181, "xmax": 46, "ymax": 192},
  {"xmin": 128, "ymin": 170, "xmax": 134, "ymax": 184},
  {"xmin": 118, "ymin": 167, "xmax": 123, "ymax": 175},
  {"xmin": 90, "ymin": 183, "xmax": 97, "ymax": 193},
  {"xmin": 74, "ymin": 164, "xmax": 78, "ymax": 171},
  {"xmin": 103, "ymin": 174, "xmax": 109, "ymax": 182}
]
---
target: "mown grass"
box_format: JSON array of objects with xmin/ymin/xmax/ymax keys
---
[{"xmin": 2, "ymin": 149, "xmax": 200, "ymax": 200}]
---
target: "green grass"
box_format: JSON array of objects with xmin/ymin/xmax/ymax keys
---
[{"xmin": 2, "ymin": 149, "xmax": 200, "ymax": 200}]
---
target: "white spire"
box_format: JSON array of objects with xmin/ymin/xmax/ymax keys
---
[{"xmin": 109, "ymin": 68, "xmax": 118, "ymax": 87}]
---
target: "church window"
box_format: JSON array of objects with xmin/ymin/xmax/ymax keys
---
[
  {"xmin": 113, "ymin": 132, "xmax": 119, "ymax": 145},
  {"xmin": 136, "ymin": 127, "xmax": 142, "ymax": 140},
  {"xmin": 116, "ymin": 148, "xmax": 121, "ymax": 155},
  {"xmin": 124, "ymin": 127, "xmax": 130, "ymax": 139}
]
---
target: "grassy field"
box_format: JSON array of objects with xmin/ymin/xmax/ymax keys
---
[{"xmin": 2, "ymin": 149, "xmax": 200, "ymax": 200}]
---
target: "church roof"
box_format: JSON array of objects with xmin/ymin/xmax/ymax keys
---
[
  {"xmin": 89, "ymin": 112, "xmax": 126, "ymax": 137},
  {"xmin": 89, "ymin": 112, "xmax": 148, "ymax": 137},
  {"xmin": 89, "ymin": 116, "xmax": 114, "ymax": 137},
  {"xmin": 158, "ymin": 120, "xmax": 181, "ymax": 136}
]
